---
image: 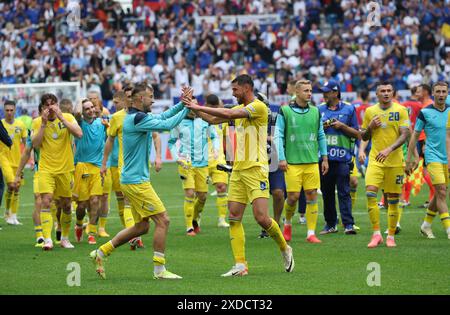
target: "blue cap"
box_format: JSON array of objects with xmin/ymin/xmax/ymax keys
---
[{"xmin": 321, "ymin": 80, "xmax": 340, "ymax": 93}]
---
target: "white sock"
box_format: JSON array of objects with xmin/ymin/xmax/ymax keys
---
[
  {"xmin": 446, "ymin": 227, "xmax": 450, "ymax": 234},
  {"xmin": 98, "ymin": 249, "xmax": 106, "ymax": 258},
  {"xmin": 285, "ymin": 219, "xmax": 292, "ymax": 225},
  {"xmin": 387, "ymin": 235, "xmax": 394, "ymax": 240},
  {"xmin": 61, "ymin": 236, "xmax": 68, "ymax": 241},
  {"xmin": 154, "ymin": 251, "xmax": 166, "ymax": 274},
  {"xmin": 422, "ymin": 221, "xmax": 432, "ymax": 229},
  {"xmin": 236, "ymin": 262, "xmax": 246, "ymax": 269},
  {"xmin": 186, "ymin": 227, "xmax": 193, "ymax": 232},
  {"xmin": 45, "ymin": 238, "xmax": 52, "ymax": 243},
  {"xmin": 373, "ymin": 230, "xmax": 382, "ymax": 236},
  {"xmin": 307, "ymin": 230, "xmax": 315, "ymax": 237}
]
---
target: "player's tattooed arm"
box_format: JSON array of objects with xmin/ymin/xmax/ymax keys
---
[{"xmin": 375, "ymin": 127, "xmax": 410, "ymax": 163}]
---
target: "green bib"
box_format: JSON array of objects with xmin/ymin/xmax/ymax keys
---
[{"xmin": 281, "ymin": 105, "xmax": 320, "ymax": 164}]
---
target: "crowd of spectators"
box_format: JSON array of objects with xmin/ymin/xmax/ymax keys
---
[{"xmin": 0, "ymin": 0, "xmax": 449, "ymax": 105}]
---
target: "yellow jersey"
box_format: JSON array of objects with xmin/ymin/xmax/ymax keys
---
[
  {"xmin": 0, "ymin": 119, "xmax": 27, "ymax": 168},
  {"xmin": 208, "ymin": 123, "xmax": 227, "ymax": 166},
  {"xmin": 31, "ymin": 113, "xmax": 77, "ymax": 174},
  {"xmin": 233, "ymin": 99, "xmax": 269, "ymax": 171},
  {"xmin": 362, "ymin": 102, "xmax": 410, "ymax": 167},
  {"xmin": 108, "ymin": 109, "xmax": 126, "ymax": 170}
]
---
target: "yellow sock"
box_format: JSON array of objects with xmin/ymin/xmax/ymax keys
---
[
  {"xmin": 440, "ymin": 213, "xmax": 450, "ymax": 231},
  {"xmin": 193, "ymin": 197, "xmax": 206, "ymax": 221},
  {"xmin": 76, "ymin": 219, "xmax": 83, "ymax": 226},
  {"xmin": 216, "ymin": 193, "xmax": 228, "ymax": 219},
  {"xmin": 153, "ymin": 252, "xmax": 166, "ymax": 266},
  {"xmin": 71, "ymin": 201, "xmax": 77, "ymax": 212},
  {"xmin": 11, "ymin": 192, "xmax": 19, "ymax": 214},
  {"xmin": 367, "ymin": 191, "xmax": 380, "ymax": 231},
  {"xmin": 229, "ymin": 219, "xmax": 246, "ymax": 264},
  {"xmin": 123, "ymin": 205, "xmax": 135, "ymax": 228},
  {"xmin": 306, "ymin": 200, "xmax": 319, "ymax": 233},
  {"xmin": 99, "ymin": 217, "xmax": 107, "ymax": 230},
  {"xmin": 387, "ymin": 197, "xmax": 399, "ymax": 236},
  {"xmin": 89, "ymin": 224, "xmax": 97, "ymax": 235},
  {"xmin": 50, "ymin": 201, "xmax": 58, "ymax": 224},
  {"xmin": 5, "ymin": 190, "xmax": 13, "ymax": 214},
  {"xmin": 40, "ymin": 210, "xmax": 53, "ymax": 240},
  {"xmin": 99, "ymin": 240, "xmax": 115, "ymax": 257},
  {"xmin": 266, "ymin": 218, "xmax": 287, "ymax": 251},
  {"xmin": 424, "ymin": 209, "xmax": 437, "ymax": 224},
  {"xmin": 284, "ymin": 200, "xmax": 296, "ymax": 223},
  {"xmin": 60, "ymin": 212, "xmax": 72, "ymax": 238},
  {"xmin": 184, "ymin": 196, "xmax": 195, "ymax": 229},
  {"xmin": 117, "ymin": 196, "xmax": 125, "ymax": 226},
  {"xmin": 397, "ymin": 203, "xmax": 403, "ymax": 225},
  {"xmin": 350, "ymin": 188, "xmax": 357, "ymax": 210},
  {"xmin": 35, "ymin": 225, "xmax": 43, "ymax": 240}
]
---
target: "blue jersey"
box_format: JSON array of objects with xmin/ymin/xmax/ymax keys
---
[
  {"xmin": 107, "ymin": 136, "xmax": 119, "ymax": 168},
  {"xmin": 168, "ymin": 118, "xmax": 219, "ymax": 168},
  {"xmin": 415, "ymin": 104, "xmax": 450, "ymax": 164},
  {"xmin": 121, "ymin": 103, "xmax": 188, "ymax": 184},
  {"xmin": 318, "ymin": 101, "xmax": 358, "ymax": 163},
  {"xmin": 74, "ymin": 118, "xmax": 106, "ymax": 167}
]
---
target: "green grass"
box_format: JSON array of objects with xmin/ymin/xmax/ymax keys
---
[{"xmin": 1, "ymin": 163, "xmax": 449, "ymax": 295}]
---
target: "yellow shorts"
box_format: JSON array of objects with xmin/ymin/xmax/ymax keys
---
[
  {"xmin": 121, "ymin": 182, "xmax": 166, "ymax": 223},
  {"xmin": 285, "ymin": 163, "xmax": 320, "ymax": 192},
  {"xmin": 103, "ymin": 167, "xmax": 121, "ymax": 194},
  {"xmin": 39, "ymin": 171, "xmax": 73, "ymax": 198},
  {"xmin": 228, "ymin": 166, "xmax": 269, "ymax": 204},
  {"xmin": 72, "ymin": 163, "xmax": 103, "ymax": 201},
  {"xmin": 179, "ymin": 166, "xmax": 209, "ymax": 192},
  {"xmin": 427, "ymin": 162, "xmax": 449, "ymax": 186},
  {"xmin": 350, "ymin": 157, "xmax": 358, "ymax": 177},
  {"xmin": 365, "ymin": 164, "xmax": 404, "ymax": 194},
  {"xmin": 0, "ymin": 155, "xmax": 15, "ymax": 184},
  {"xmin": 208, "ymin": 165, "xmax": 228, "ymax": 185},
  {"xmin": 33, "ymin": 171, "xmax": 40, "ymax": 194}
]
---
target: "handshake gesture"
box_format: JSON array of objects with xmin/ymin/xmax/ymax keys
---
[{"xmin": 180, "ymin": 86, "xmax": 201, "ymax": 111}]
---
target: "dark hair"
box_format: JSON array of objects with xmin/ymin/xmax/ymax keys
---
[
  {"xmin": 288, "ymin": 80, "xmax": 297, "ymax": 87},
  {"xmin": 376, "ymin": 81, "xmax": 394, "ymax": 91},
  {"xmin": 131, "ymin": 83, "xmax": 153, "ymax": 97},
  {"xmin": 420, "ymin": 83, "xmax": 432, "ymax": 95},
  {"xmin": 231, "ymin": 74, "xmax": 254, "ymax": 88},
  {"xmin": 113, "ymin": 91, "xmax": 126, "ymax": 99},
  {"xmin": 123, "ymin": 85, "xmax": 134, "ymax": 93},
  {"xmin": 4, "ymin": 100, "xmax": 16, "ymax": 107},
  {"xmin": 40, "ymin": 93, "xmax": 58, "ymax": 106},
  {"xmin": 411, "ymin": 86, "xmax": 418, "ymax": 94},
  {"xmin": 206, "ymin": 94, "xmax": 220, "ymax": 106},
  {"xmin": 360, "ymin": 90, "xmax": 369, "ymax": 101},
  {"xmin": 60, "ymin": 99, "xmax": 73, "ymax": 114}
]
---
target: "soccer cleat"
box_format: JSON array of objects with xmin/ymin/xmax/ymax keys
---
[
  {"xmin": 298, "ymin": 216, "xmax": 306, "ymax": 225},
  {"xmin": 88, "ymin": 234, "xmax": 97, "ymax": 245},
  {"xmin": 281, "ymin": 245, "xmax": 295, "ymax": 272},
  {"xmin": 153, "ymin": 270, "xmax": 182, "ymax": 280},
  {"xmin": 384, "ymin": 226, "xmax": 401, "ymax": 235},
  {"xmin": 422, "ymin": 201, "xmax": 430, "ymax": 209},
  {"xmin": 98, "ymin": 228, "xmax": 110, "ymax": 238},
  {"xmin": 60, "ymin": 239, "xmax": 75, "ymax": 249},
  {"xmin": 43, "ymin": 239, "xmax": 54, "ymax": 251},
  {"xmin": 193, "ymin": 220, "xmax": 201, "ymax": 234},
  {"xmin": 367, "ymin": 234, "xmax": 383, "ymax": 248},
  {"xmin": 89, "ymin": 250, "xmax": 106, "ymax": 280},
  {"xmin": 306, "ymin": 234, "xmax": 322, "ymax": 243},
  {"xmin": 344, "ymin": 225, "xmax": 357, "ymax": 235},
  {"xmin": 353, "ymin": 224, "xmax": 361, "ymax": 231},
  {"xmin": 386, "ymin": 237, "xmax": 397, "ymax": 248},
  {"xmin": 221, "ymin": 264, "xmax": 248, "ymax": 277},
  {"xmin": 258, "ymin": 229, "xmax": 269, "ymax": 239},
  {"xmin": 129, "ymin": 238, "xmax": 138, "ymax": 250},
  {"xmin": 136, "ymin": 238, "xmax": 144, "ymax": 248},
  {"xmin": 378, "ymin": 202, "xmax": 386, "ymax": 210},
  {"xmin": 6, "ymin": 216, "xmax": 16, "ymax": 225},
  {"xmin": 75, "ymin": 225, "xmax": 83, "ymax": 242},
  {"xmin": 319, "ymin": 225, "xmax": 338, "ymax": 235},
  {"xmin": 420, "ymin": 225, "xmax": 435, "ymax": 239},
  {"xmin": 13, "ymin": 217, "xmax": 22, "ymax": 225},
  {"xmin": 186, "ymin": 229, "xmax": 196, "ymax": 236},
  {"xmin": 283, "ymin": 224, "xmax": 292, "ymax": 241},
  {"xmin": 35, "ymin": 237, "xmax": 45, "ymax": 248},
  {"xmin": 217, "ymin": 219, "xmax": 230, "ymax": 228}
]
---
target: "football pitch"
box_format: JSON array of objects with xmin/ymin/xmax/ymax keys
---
[{"xmin": 1, "ymin": 163, "xmax": 449, "ymax": 295}]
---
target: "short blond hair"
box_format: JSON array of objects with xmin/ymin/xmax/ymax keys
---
[{"xmin": 295, "ymin": 80, "xmax": 312, "ymax": 89}]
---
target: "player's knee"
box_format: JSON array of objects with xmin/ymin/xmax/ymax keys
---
[
  {"xmin": 216, "ymin": 183, "xmax": 227, "ymax": 193},
  {"xmin": 436, "ymin": 185, "xmax": 447, "ymax": 198},
  {"xmin": 185, "ymin": 190, "xmax": 195, "ymax": 198}
]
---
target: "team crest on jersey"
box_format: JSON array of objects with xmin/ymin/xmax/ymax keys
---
[
  {"xmin": 58, "ymin": 122, "xmax": 67, "ymax": 129},
  {"xmin": 260, "ymin": 181, "xmax": 267, "ymax": 190},
  {"xmin": 14, "ymin": 127, "xmax": 21, "ymax": 134}
]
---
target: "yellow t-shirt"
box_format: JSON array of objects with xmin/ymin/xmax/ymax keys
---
[
  {"xmin": 233, "ymin": 99, "xmax": 269, "ymax": 171},
  {"xmin": 208, "ymin": 123, "xmax": 227, "ymax": 166},
  {"xmin": 0, "ymin": 119, "xmax": 27, "ymax": 168},
  {"xmin": 32, "ymin": 113, "xmax": 77, "ymax": 174},
  {"xmin": 108, "ymin": 109, "xmax": 126, "ymax": 170},
  {"xmin": 362, "ymin": 102, "xmax": 410, "ymax": 167}
]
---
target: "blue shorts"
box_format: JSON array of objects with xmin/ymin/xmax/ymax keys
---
[{"xmin": 269, "ymin": 168, "xmax": 286, "ymax": 192}]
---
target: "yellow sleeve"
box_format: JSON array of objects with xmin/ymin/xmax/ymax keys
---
[
  {"xmin": 244, "ymin": 101, "xmax": 266, "ymax": 119},
  {"xmin": 447, "ymin": 111, "xmax": 450, "ymax": 129},
  {"xmin": 31, "ymin": 118, "xmax": 41, "ymax": 137},
  {"xmin": 19, "ymin": 121, "xmax": 27, "ymax": 138},
  {"xmin": 108, "ymin": 115, "xmax": 118, "ymax": 137},
  {"xmin": 361, "ymin": 107, "xmax": 372, "ymax": 130},
  {"xmin": 399, "ymin": 107, "xmax": 410, "ymax": 129},
  {"xmin": 63, "ymin": 113, "xmax": 76, "ymax": 123}
]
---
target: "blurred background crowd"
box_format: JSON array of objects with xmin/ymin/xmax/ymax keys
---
[{"xmin": 0, "ymin": 0, "xmax": 449, "ymax": 104}]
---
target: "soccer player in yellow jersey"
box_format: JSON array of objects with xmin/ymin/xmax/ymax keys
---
[
  {"xmin": 185, "ymin": 74, "xmax": 294, "ymax": 276},
  {"xmin": 1, "ymin": 100, "xmax": 27, "ymax": 225},
  {"xmin": 361, "ymin": 82, "xmax": 410, "ymax": 248},
  {"xmin": 205, "ymin": 94, "xmax": 230, "ymax": 228},
  {"xmin": 32, "ymin": 93, "xmax": 83, "ymax": 250}
]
